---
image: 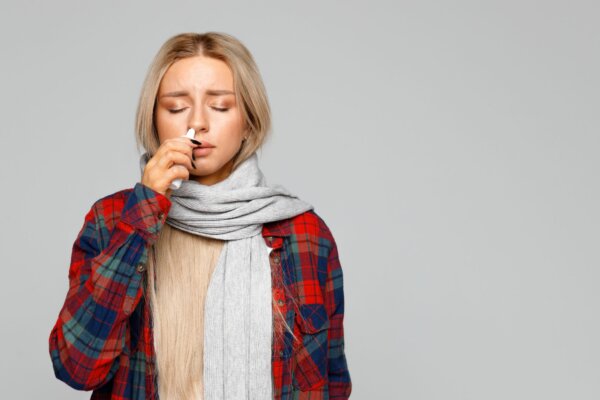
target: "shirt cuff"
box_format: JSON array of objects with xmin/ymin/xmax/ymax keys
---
[{"xmin": 119, "ymin": 182, "xmax": 171, "ymax": 245}]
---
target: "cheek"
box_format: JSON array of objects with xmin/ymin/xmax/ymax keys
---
[
  {"xmin": 154, "ymin": 110, "xmax": 168, "ymax": 140},
  {"xmin": 155, "ymin": 110, "xmax": 182, "ymax": 142},
  {"xmin": 217, "ymin": 112, "xmax": 245, "ymax": 141},
  {"xmin": 220, "ymin": 132, "xmax": 243, "ymax": 154}
]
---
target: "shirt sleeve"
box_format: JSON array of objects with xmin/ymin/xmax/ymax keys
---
[
  {"xmin": 322, "ymin": 221, "xmax": 353, "ymax": 398},
  {"xmin": 48, "ymin": 182, "xmax": 171, "ymax": 391}
]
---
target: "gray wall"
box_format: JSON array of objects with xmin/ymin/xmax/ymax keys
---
[{"xmin": 1, "ymin": 0, "xmax": 598, "ymax": 398}]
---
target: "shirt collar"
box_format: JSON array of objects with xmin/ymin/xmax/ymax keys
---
[{"xmin": 262, "ymin": 217, "xmax": 293, "ymax": 238}]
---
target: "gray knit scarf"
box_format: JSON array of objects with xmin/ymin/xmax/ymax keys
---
[{"xmin": 139, "ymin": 151, "xmax": 313, "ymax": 399}]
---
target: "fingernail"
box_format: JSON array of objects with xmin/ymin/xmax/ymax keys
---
[{"xmin": 190, "ymin": 139, "xmax": 201, "ymax": 145}]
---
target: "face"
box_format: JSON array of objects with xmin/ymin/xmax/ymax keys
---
[{"xmin": 155, "ymin": 55, "xmax": 246, "ymax": 186}]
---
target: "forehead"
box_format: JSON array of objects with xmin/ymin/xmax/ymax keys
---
[{"xmin": 158, "ymin": 56, "xmax": 234, "ymax": 93}]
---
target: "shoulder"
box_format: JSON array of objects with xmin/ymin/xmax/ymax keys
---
[{"xmin": 288, "ymin": 209, "xmax": 337, "ymax": 249}]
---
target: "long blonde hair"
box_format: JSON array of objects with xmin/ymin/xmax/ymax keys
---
[
  {"xmin": 134, "ymin": 32, "xmax": 289, "ymax": 399},
  {"xmin": 146, "ymin": 225, "xmax": 223, "ymax": 399}
]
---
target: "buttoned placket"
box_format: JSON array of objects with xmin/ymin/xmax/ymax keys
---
[{"xmin": 265, "ymin": 235, "xmax": 289, "ymax": 360}]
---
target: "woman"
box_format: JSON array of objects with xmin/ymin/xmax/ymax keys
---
[{"xmin": 49, "ymin": 32, "xmax": 351, "ymax": 400}]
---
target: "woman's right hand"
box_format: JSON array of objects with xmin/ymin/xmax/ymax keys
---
[{"xmin": 141, "ymin": 136, "xmax": 200, "ymax": 198}]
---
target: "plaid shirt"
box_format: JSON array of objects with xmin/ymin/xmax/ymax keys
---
[{"xmin": 49, "ymin": 182, "xmax": 352, "ymax": 399}]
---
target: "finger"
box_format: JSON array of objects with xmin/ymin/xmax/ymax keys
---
[
  {"xmin": 157, "ymin": 150, "xmax": 195, "ymax": 172},
  {"xmin": 164, "ymin": 135, "xmax": 201, "ymax": 150},
  {"xmin": 159, "ymin": 139, "xmax": 197, "ymax": 162},
  {"xmin": 169, "ymin": 150, "xmax": 195, "ymax": 171},
  {"xmin": 166, "ymin": 163, "xmax": 190, "ymax": 183}
]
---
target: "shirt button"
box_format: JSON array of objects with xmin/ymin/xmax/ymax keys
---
[
  {"xmin": 273, "ymin": 256, "xmax": 280, "ymax": 264},
  {"xmin": 136, "ymin": 263, "xmax": 146, "ymax": 273},
  {"xmin": 277, "ymin": 299, "xmax": 285, "ymax": 306},
  {"xmin": 266, "ymin": 236, "xmax": 273, "ymax": 245},
  {"xmin": 279, "ymin": 350, "xmax": 284, "ymax": 357},
  {"xmin": 158, "ymin": 212, "xmax": 165, "ymax": 220}
]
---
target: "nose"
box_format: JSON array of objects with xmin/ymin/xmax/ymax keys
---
[{"xmin": 189, "ymin": 105, "xmax": 208, "ymax": 135}]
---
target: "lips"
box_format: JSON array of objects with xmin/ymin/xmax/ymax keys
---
[
  {"xmin": 194, "ymin": 146, "xmax": 214, "ymax": 156},
  {"xmin": 197, "ymin": 142, "xmax": 215, "ymax": 148}
]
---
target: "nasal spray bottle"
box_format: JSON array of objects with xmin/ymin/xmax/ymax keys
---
[{"xmin": 169, "ymin": 128, "xmax": 196, "ymax": 190}]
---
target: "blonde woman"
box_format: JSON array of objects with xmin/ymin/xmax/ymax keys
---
[{"xmin": 49, "ymin": 32, "xmax": 351, "ymax": 400}]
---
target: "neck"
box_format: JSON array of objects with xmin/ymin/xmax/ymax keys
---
[{"xmin": 192, "ymin": 158, "xmax": 234, "ymax": 186}]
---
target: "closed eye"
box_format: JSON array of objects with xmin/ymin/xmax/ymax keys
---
[{"xmin": 168, "ymin": 107, "xmax": 229, "ymax": 113}]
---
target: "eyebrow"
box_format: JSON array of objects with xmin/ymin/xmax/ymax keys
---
[{"xmin": 159, "ymin": 89, "xmax": 235, "ymax": 98}]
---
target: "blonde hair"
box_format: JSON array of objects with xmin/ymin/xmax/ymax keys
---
[
  {"xmin": 146, "ymin": 224, "xmax": 223, "ymax": 399},
  {"xmin": 135, "ymin": 32, "xmax": 292, "ymax": 399}
]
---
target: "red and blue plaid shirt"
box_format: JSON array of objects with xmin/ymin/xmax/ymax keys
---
[{"xmin": 49, "ymin": 182, "xmax": 352, "ymax": 399}]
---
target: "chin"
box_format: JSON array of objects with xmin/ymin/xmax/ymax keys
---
[
  {"xmin": 189, "ymin": 161, "xmax": 224, "ymax": 177},
  {"xmin": 189, "ymin": 170, "xmax": 214, "ymax": 178}
]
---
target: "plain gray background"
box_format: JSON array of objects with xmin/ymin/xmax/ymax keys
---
[{"xmin": 1, "ymin": 0, "xmax": 598, "ymax": 398}]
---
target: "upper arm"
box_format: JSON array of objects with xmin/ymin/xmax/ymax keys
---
[{"xmin": 315, "ymin": 212, "xmax": 353, "ymax": 398}]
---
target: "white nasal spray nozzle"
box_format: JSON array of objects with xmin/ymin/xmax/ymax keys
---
[{"xmin": 169, "ymin": 128, "xmax": 196, "ymax": 190}]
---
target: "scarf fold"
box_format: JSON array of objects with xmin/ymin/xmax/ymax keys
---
[{"xmin": 139, "ymin": 151, "xmax": 314, "ymax": 399}]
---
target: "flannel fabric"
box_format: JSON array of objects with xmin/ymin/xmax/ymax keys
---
[{"xmin": 49, "ymin": 182, "xmax": 352, "ymax": 399}]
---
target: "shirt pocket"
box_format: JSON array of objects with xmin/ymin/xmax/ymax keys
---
[{"xmin": 292, "ymin": 302, "xmax": 330, "ymax": 391}]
